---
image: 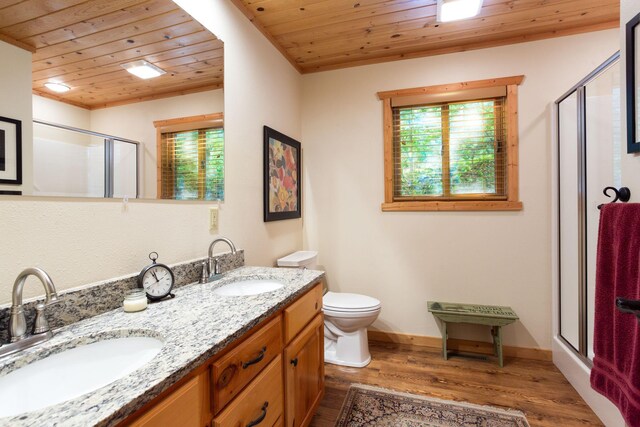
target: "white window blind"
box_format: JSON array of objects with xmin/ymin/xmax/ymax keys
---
[
  {"xmin": 393, "ymin": 97, "xmax": 506, "ymax": 200},
  {"xmin": 160, "ymin": 127, "xmax": 224, "ymax": 200}
]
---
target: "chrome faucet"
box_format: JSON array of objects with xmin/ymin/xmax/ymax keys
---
[
  {"xmin": 207, "ymin": 237, "xmax": 237, "ymax": 280},
  {"xmin": 0, "ymin": 268, "xmax": 59, "ymax": 359}
]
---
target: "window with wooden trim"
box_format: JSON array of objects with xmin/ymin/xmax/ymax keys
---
[
  {"xmin": 378, "ymin": 76, "xmax": 524, "ymax": 212},
  {"xmin": 153, "ymin": 113, "xmax": 224, "ymax": 201}
]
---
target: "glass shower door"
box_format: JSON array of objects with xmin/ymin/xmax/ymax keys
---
[
  {"xmin": 558, "ymin": 92, "xmax": 581, "ymax": 352},
  {"xmin": 584, "ymin": 61, "xmax": 621, "ymax": 360},
  {"xmin": 556, "ymin": 53, "xmax": 621, "ymax": 362}
]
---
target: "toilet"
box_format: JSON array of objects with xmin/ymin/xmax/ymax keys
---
[{"xmin": 277, "ymin": 251, "xmax": 381, "ymax": 368}]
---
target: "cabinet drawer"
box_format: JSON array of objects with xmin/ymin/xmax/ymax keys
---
[
  {"xmin": 284, "ymin": 283, "xmax": 323, "ymax": 343},
  {"xmin": 212, "ymin": 315, "xmax": 282, "ymax": 414},
  {"xmin": 130, "ymin": 372, "xmax": 209, "ymax": 427},
  {"xmin": 213, "ymin": 355, "xmax": 283, "ymax": 427}
]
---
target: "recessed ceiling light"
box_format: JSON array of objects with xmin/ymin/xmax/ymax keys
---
[
  {"xmin": 437, "ymin": 0, "xmax": 483, "ymax": 22},
  {"xmin": 44, "ymin": 82, "xmax": 70, "ymax": 93},
  {"xmin": 121, "ymin": 60, "xmax": 166, "ymax": 80}
]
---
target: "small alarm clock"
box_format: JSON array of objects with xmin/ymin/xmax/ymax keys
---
[{"xmin": 138, "ymin": 252, "xmax": 175, "ymax": 301}]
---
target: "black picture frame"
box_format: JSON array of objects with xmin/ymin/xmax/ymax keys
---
[
  {"xmin": 0, "ymin": 116, "xmax": 22, "ymax": 185},
  {"xmin": 263, "ymin": 126, "xmax": 302, "ymax": 222},
  {"xmin": 626, "ymin": 12, "xmax": 640, "ymax": 153}
]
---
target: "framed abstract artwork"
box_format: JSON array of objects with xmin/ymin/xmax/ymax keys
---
[
  {"xmin": 0, "ymin": 116, "xmax": 22, "ymax": 185},
  {"xmin": 263, "ymin": 126, "xmax": 301, "ymax": 222},
  {"xmin": 626, "ymin": 12, "xmax": 640, "ymax": 153}
]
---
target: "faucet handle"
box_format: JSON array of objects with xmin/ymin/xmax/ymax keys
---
[
  {"xmin": 200, "ymin": 262, "xmax": 209, "ymax": 284},
  {"xmin": 32, "ymin": 303, "xmax": 51, "ymax": 335}
]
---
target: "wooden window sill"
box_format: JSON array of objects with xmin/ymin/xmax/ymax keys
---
[{"xmin": 381, "ymin": 201, "xmax": 523, "ymax": 212}]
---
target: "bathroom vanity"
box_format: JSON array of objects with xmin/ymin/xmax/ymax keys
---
[
  {"xmin": 0, "ymin": 266, "xmax": 324, "ymax": 427},
  {"xmin": 125, "ymin": 282, "xmax": 324, "ymax": 427}
]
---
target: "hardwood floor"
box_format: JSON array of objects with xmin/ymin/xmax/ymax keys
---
[{"xmin": 311, "ymin": 341, "xmax": 603, "ymax": 427}]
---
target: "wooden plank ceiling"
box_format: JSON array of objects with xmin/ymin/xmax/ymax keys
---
[
  {"xmin": 0, "ymin": 0, "xmax": 223, "ymax": 109},
  {"xmin": 232, "ymin": 0, "xmax": 620, "ymax": 73}
]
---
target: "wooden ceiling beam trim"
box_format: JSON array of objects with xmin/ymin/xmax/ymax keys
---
[
  {"xmin": 31, "ymin": 8, "xmax": 192, "ymax": 60},
  {"xmin": 31, "ymin": 30, "xmax": 216, "ymax": 78},
  {"xmin": 32, "ymin": 88, "xmax": 92, "ymax": 110},
  {"xmin": 23, "ymin": 0, "xmax": 180, "ymax": 50},
  {"xmin": 88, "ymin": 83, "xmax": 223, "ymax": 110},
  {"xmin": 32, "ymin": 23, "xmax": 208, "ymax": 70},
  {"xmin": 300, "ymin": 20, "xmax": 619, "ymax": 73},
  {"xmin": 0, "ymin": 0, "xmax": 146, "ymax": 40},
  {"xmin": 278, "ymin": 0, "xmax": 615, "ymax": 50},
  {"xmin": 284, "ymin": 3, "xmax": 617, "ymax": 60},
  {"xmin": 0, "ymin": 32, "xmax": 36, "ymax": 52},
  {"xmin": 228, "ymin": 0, "xmax": 302, "ymax": 73}
]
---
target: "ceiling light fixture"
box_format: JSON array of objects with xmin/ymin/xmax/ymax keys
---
[
  {"xmin": 44, "ymin": 82, "xmax": 71, "ymax": 93},
  {"xmin": 437, "ymin": 0, "xmax": 483, "ymax": 22},
  {"xmin": 121, "ymin": 60, "xmax": 166, "ymax": 80}
]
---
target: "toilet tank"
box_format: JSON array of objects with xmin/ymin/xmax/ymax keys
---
[{"xmin": 277, "ymin": 251, "xmax": 318, "ymax": 269}]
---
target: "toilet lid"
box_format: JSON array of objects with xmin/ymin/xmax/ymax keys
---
[{"xmin": 323, "ymin": 292, "xmax": 381, "ymax": 312}]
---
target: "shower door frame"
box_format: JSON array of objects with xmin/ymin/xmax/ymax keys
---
[
  {"xmin": 554, "ymin": 51, "xmax": 619, "ymax": 365},
  {"xmin": 34, "ymin": 119, "xmax": 140, "ymax": 198}
]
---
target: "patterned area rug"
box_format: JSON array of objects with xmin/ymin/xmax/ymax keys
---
[{"xmin": 336, "ymin": 384, "xmax": 530, "ymax": 427}]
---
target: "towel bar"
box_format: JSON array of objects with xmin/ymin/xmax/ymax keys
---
[
  {"xmin": 597, "ymin": 186, "xmax": 631, "ymax": 209},
  {"xmin": 616, "ymin": 297, "xmax": 640, "ymax": 322}
]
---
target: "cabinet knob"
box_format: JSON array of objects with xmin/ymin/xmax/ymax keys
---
[{"xmin": 290, "ymin": 357, "xmax": 298, "ymax": 367}]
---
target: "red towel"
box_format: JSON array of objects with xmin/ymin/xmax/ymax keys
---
[{"xmin": 591, "ymin": 203, "xmax": 640, "ymax": 426}]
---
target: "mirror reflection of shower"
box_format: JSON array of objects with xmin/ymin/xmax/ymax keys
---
[{"xmin": 33, "ymin": 120, "xmax": 138, "ymax": 198}]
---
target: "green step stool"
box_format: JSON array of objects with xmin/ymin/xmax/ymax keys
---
[{"xmin": 427, "ymin": 301, "xmax": 519, "ymax": 367}]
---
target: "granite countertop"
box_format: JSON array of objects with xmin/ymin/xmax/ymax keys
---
[{"xmin": 0, "ymin": 266, "xmax": 324, "ymax": 427}]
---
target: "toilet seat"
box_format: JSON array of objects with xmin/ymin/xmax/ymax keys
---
[
  {"xmin": 323, "ymin": 291, "xmax": 381, "ymax": 312},
  {"xmin": 324, "ymin": 306, "xmax": 380, "ymax": 319}
]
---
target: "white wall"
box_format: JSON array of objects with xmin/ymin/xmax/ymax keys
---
[
  {"xmin": 302, "ymin": 29, "xmax": 619, "ymax": 350},
  {"xmin": 0, "ymin": 0, "xmax": 302, "ymax": 305},
  {"xmin": 0, "ymin": 42, "xmax": 32, "ymax": 194}
]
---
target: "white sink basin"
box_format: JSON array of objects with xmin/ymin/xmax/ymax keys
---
[
  {"xmin": 213, "ymin": 279, "xmax": 284, "ymax": 296},
  {"xmin": 0, "ymin": 335, "xmax": 163, "ymax": 417}
]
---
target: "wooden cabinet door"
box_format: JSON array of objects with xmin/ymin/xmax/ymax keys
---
[
  {"xmin": 129, "ymin": 372, "xmax": 209, "ymax": 427},
  {"xmin": 284, "ymin": 313, "xmax": 325, "ymax": 427}
]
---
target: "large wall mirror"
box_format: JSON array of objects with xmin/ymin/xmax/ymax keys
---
[{"xmin": 0, "ymin": 0, "xmax": 224, "ymax": 201}]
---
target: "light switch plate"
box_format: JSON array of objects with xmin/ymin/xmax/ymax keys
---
[{"xmin": 209, "ymin": 207, "xmax": 219, "ymax": 233}]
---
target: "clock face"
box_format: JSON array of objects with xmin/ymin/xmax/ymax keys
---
[{"xmin": 142, "ymin": 265, "xmax": 173, "ymax": 299}]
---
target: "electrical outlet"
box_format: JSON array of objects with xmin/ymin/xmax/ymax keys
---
[{"xmin": 209, "ymin": 207, "xmax": 219, "ymax": 233}]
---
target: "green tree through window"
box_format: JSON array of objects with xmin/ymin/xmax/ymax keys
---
[
  {"xmin": 161, "ymin": 127, "xmax": 224, "ymax": 200},
  {"xmin": 393, "ymin": 98, "xmax": 505, "ymax": 200}
]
